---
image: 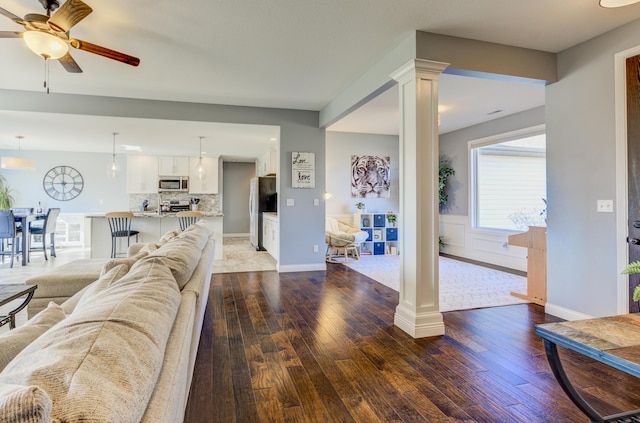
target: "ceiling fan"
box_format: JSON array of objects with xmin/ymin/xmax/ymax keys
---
[{"xmin": 0, "ymin": 0, "xmax": 139, "ymax": 73}]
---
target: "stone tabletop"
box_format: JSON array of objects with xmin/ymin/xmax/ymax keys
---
[{"xmin": 536, "ymin": 313, "xmax": 640, "ymax": 377}]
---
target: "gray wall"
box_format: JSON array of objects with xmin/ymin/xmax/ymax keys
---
[
  {"xmin": 439, "ymin": 106, "xmax": 546, "ymax": 216},
  {"xmin": 544, "ymin": 20, "xmax": 640, "ymax": 317},
  {"xmin": 0, "ymin": 89, "xmax": 327, "ymax": 269},
  {"xmin": 222, "ymin": 161, "xmax": 254, "ymax": 235},
  {"xmin": 0, "ymin": 149, "xmax": 129, "ymax": 213},
  {"xmin": 325, "ymin": 131, "xmax": 400, "ymax": 215}
]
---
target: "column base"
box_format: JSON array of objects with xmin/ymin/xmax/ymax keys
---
[{"xmin": 394, "ymin": 305, "xmax": 445, "ymax": 338}]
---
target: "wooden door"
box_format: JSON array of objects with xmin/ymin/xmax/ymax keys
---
[{"xmin": 626, "ymin": 55, "xmax": 640, "ymax": 313}]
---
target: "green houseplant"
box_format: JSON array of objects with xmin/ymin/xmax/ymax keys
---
[
  {"xmin": 355, "ymin": 202, "xmax": 366, "ymax": 213},
  {"xmin": 0, "ymin": 175, "xmax": 14, "ymax": 209},
  {"xmin": 623, "ymin": 261, "xmax": 640, "ymax": 301},
  {"xmin": 439, "ymin": 160, "xmax": 455, "ymax": 207},
  {"xmin": 387, "ymin": 213, "xmax": 397, "ymax": 227}
]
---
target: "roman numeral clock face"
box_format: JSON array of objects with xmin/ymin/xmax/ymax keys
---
[{"xmin": 43, "ymin": 166, "xmax": 84, "ymax": 201}]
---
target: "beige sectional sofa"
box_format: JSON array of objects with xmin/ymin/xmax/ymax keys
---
[{"xmin": 0, "ymin": 220, "xmax": 215, "ymax": 423}]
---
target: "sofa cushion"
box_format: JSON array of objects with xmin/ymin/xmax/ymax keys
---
[
  {"xmin": 74, "ymin": 263, "xmax": 129, "ymax": 311},
  {"xmin": 0, "ymin": 302, "xmax": 66, "ymax": 372},
  {"xmin": 159, "ymin": 229, "xmax": 181, "ymax": 243},
  {"xmin": 0, "ymin": 383, "xmax": 52, "ymax": 423},
  {"xmin": 0, "ymin": 258, "xmax": 182, "ymax": 423},
  {"xmin": 25, "ymin": 259, "xmax": 109, "ymax": 298},
  {"xmin": 137, "ymin": 220, "xmax": 212, "ymax": 289}
]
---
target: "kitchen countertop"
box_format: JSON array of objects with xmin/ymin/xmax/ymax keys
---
[{"xmin": 86, "ymin": 212, "xmax": 224, "ymax": 218}]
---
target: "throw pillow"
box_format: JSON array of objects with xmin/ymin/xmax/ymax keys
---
[
  {"xmin": 99, "ymin": 250, "xmax": 149, "ymax": 276},
  {"xmin": 159, "ymin": 229, "xmax": 181, "ymax": 243},
  {"xmin": 0, "ymin": 302, "xmax": 66, "ymax": 372},
  {"xmin": 0, "ymin": 383, "xmax": 52, "ymax": 423},
  {"xmin": 0, "ymin": 259, "xmax": 181, "ymax": 423}
]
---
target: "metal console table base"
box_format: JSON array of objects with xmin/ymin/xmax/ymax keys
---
[{"xmin": 0, "ymin": 284, "xmax": 37, "ymax": 329}]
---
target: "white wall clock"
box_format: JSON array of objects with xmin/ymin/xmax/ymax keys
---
[{"xmin": 43, "ymin": 165, "xmax": 84, "ymax": 201}]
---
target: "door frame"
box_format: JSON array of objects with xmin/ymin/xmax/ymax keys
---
[{"xmin": 614, "ymin": 45, "xmax": 640, "ymax": 315}]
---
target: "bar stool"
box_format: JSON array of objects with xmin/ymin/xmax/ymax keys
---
[
  {"xmin": 105, "ymin": 212, "xmax": 139, "ymax": 258},
  {"xmin": 176, "ymin": 211, "xmax": 202, "ymax": 231}
]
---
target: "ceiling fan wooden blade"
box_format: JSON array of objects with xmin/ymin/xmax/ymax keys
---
[
  {"xmin": 69, "ymin": 39, "xmax": 140, "ymax": 67},
  {"xmin": 0, "ymin": 31, "xmax": 23, "ymax": 38},
  {"xmin": 47, "ymin": 0, "xmax": 92, "ymax": 32},
  {"xmin": 58, "ymin": 52, "xmax": 82, "ymax": 73},
  {"xmin": 0, "ymin": 7, "xmax": 21, "ymax": 21}
]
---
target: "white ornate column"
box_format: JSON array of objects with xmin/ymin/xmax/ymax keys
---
[{"xmin": 391, "ymin": 59, "xmax": 448, "ymax": 338}]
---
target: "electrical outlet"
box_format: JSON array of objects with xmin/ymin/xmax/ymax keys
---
[
  {"xmin": 286, "ymin": 198, "xmax": 295, "ymax": 207},
  {"xmin": 313, "ymin": 198, "xmax": 319, "ymax": 206},
  {"xmin": 313, "ymin": 245, "xmax": 319, "ymax": 253},
  {"xmin": 597, "ymin": 200, "xmax": 613, "ymax": 213}
]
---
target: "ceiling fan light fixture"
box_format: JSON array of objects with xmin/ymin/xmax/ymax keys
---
[
  {"xmin": 23, "ymin": 30, "xmax": 68, "ymax": 60},
  {"xmin": 599, "ymin": 0, "xmax": 640, "ymax": 7},
  {"xmin": 107, "ymin": 132, "xmax": 121, "ymax": 179}
]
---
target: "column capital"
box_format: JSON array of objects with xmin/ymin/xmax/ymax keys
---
[{"xmin": 391, "ymin": 59, "xmax": 449, "ymax": 83}]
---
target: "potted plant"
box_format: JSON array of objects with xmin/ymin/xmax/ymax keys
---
[
  {"xmin": 0, "ymin": 175, "xmax": 14, "ymax": 209},
  {"xmin": 439, "ymin": 159, "xmax": 455, "ymax": 207},
  {"xmin": 623, "ymin": 261, "xmax": 640, "ymax": 301},
  {"xmin": 387, "ymin": 213, "xmax": 397, "ymax": 227},
  {"xmin": 355, "ymin": 202, "xmax": 366, "ymax": 213}
]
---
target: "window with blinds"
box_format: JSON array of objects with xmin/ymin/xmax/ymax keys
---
[{"xmin": 470, "ymin": 128, "xmax": 546, "ymax": 231}]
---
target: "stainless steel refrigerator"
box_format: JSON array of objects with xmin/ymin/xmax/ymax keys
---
[{"xmin": 249, "ymin": 176, "xmax": 277, "ymax": 250}]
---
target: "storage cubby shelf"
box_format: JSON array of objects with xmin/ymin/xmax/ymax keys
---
[{"xmin": 356, "ymin": 213, "xmax": 399, "ymax": 256}]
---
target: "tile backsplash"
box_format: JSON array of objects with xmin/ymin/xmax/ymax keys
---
[{"xmin": 129, "ymin": 193, "xmax": 221, "ymax": 214}]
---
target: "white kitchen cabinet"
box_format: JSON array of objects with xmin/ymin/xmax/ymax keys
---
[
  {"xmin": 188, "ymin": 156, "xmax": 219, "ymax": 194},
  {"xmin": 262, "ymin": 212, "xmax": 279, "ymax": 261},
  {"xmin": 127, "ymin": 155, "xmax": 159, "ymax": 194},
  {"xmin": 158, "ymin": 156, "xmax": 189, "ymax": 176},
  {"xmin": 258, "ymin": 147, "xmax": 278, "ymax": 176}
]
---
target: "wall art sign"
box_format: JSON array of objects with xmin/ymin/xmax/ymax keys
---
[
  {"xmin": 292, "ymin": 152, "xmax": 315, "ymax": 188},
  {"xmin": 351, "ymin": 155, "xmax": 390, "ymax": 198}
]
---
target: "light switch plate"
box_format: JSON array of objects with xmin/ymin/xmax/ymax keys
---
[
  {"xmin": 597, "ymin": 200, "xmax": 613, "ymax": 213},
  {"xmin": 286, "ymin": 198, "xmax": 295, "ymax": 206},
  {"xmin": 313, "ymin": 198, "xmax": 319, "ymax": 206}
]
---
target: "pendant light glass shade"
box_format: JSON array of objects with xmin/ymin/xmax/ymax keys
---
[
  {"xmin": 195, "ymin": 136, "xmax": 207, "ymax": 181},
  {"xmin": 1, "ymin": 136, "xmax": 35, "ymax": 170},
  {"xmin": 107, "ymin": 132, "xmax": 121, "ymax": 179},
  {"xmin": 599, "ymin": 0, "xmax": 640, "ymax": 6},
  {"xmin": 23, "ymin": 31, "xmax": 69, "ymax": 60}
]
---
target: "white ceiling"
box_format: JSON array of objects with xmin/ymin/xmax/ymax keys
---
[{"xmin": 0, "ymin": 0, "xmax": 639, "ymax": 155}]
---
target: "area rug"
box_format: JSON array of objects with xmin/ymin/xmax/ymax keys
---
[
  {"xmin": 344, "ymin": 255, "xmax": 528, "ymax": 312},
  {"xmin": 213, "ymin": 237, "xmax": 277, "ymax": 273}
]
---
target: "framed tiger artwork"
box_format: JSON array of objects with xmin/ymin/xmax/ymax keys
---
[{"xmin": 350, "ymin": 155, "xmax": 390, "ymax": 198}]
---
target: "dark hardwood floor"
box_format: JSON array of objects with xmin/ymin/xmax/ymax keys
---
[{"xmin": 184, "ymin": 263, "xmax": 640, "ymax": 422}]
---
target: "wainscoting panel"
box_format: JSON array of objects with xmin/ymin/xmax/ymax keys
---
[{"xmin": 439, "ymin": 214, "xmax": 527, "ymax": 272}]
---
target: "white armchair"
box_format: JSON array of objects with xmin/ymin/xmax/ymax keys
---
[{"xmin": 325, "ymin": 217, "xmax": 369, "ymax": 263}]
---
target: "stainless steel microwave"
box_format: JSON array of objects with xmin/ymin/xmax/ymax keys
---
[{"xmin": 158, "ymin": 176, "xmax": 189, "ymax": 192}]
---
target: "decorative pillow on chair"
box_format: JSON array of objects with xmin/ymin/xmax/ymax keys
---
[
  {"xmin": 0, "ymin": 301, "xmax": 66, "ymax": 372},
  {"xmin": 0, "ymin": 383, "xmax": 52, "ymax": 423}
]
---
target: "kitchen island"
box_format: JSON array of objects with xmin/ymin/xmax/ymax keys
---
[{"xmin": 87, "ymin": 212, "xmax": 223, "ymax": 260}]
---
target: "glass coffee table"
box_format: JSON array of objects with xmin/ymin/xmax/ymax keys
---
[{"xmin": 0, "ymin": 284, "xmax": 37, "ymax": 329}]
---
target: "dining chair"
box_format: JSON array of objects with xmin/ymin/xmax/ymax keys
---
[
  {"xmin": 0, "ymin": 210, "xmax": 21, "ymax": 268},
  {"xmin": 105, "ymin": 212, "xmax": 139, "ymax": 258},
  {"xmin": 28, "ymin": 207, "xmax": 61, "ymax": 261},
  {"xmin": 176, "ymin": 211, "xmax": 202, "ymax": 231}
]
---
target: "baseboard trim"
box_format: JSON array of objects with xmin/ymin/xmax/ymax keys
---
[
  {"xmin": 278, "ymin": 263, "xmax": 327, "ymax": 273},
  {"xmin": 544, "ymin": 302, "xmax": 593, "ymax": 321}
]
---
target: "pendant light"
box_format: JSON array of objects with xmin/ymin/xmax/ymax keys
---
[
  {"xmin": 599, "ymin": 0, "xmax": 640, "ymax": 6},
  {"xmin": 195, "ymin": 136, "xmax": 207, "ymax": 181},
  {"xmin": 0, "ymin": 136, "xmax": 35, "ymax": 170},
  {"xmin": 107, "ymin": 132, "xmax": 121, "ymax": 179}
]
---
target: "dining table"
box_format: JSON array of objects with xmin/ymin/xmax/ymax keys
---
[{"xmin": 12, "ymin": 212, "xmax": 45, "ymax": 266}]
